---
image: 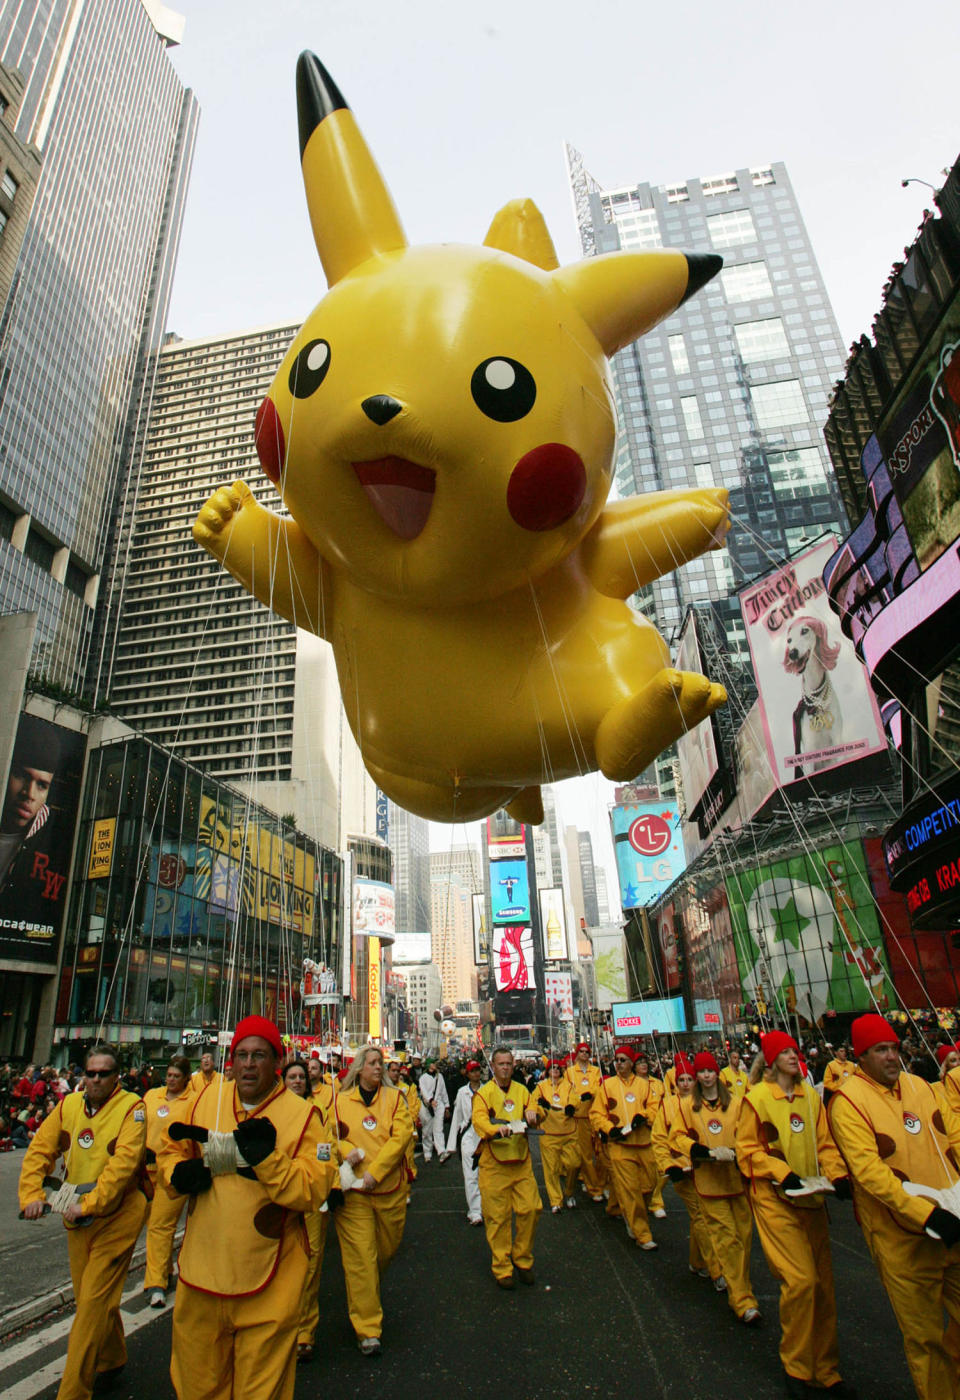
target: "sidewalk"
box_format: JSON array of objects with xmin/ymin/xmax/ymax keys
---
[{"xmin": 0, "ymin": 1150, "xmax": 172, "ymax": 1341}]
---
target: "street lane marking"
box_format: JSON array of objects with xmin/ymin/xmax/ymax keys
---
[{"xmin": 1, "ymin": 1304, "xmax": 166, "ymax": 1400}]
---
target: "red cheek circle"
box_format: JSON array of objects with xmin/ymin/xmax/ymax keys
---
[
  {"xmin": 255, "ymin": 397, "xmax": 285, "ymax": 485},
  {"xmin": 506, "ymin": 444, "xmax": 587, "ymax": 532}
]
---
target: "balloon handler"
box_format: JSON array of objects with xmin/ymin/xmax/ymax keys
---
[
  {"xmin": 17, "ymin": 1044, "xmax": 147, "ymax": 1400},
  {"xmin": 472, "ymin": 1046, "xmax": 543, "ymax": 1287},
  {"xmin": 193, "ymin": 52, "xmax": 729, "ymax": 827},
  {"xmin": 158, "ymin": 1016, "xmax": 335, "ymax": 1400}
]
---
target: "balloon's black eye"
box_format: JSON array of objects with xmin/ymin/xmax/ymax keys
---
[
  {"xmin": 471, "ymin": 357, "xmax": 536, "ymax": 422},
  {"xmin": 289, "ymin": 339, "xmax": 331, "ymax": 398}
]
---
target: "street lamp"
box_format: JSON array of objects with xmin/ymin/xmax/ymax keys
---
[{"xmin": 901, "ymin": 177, "xmax": 938, "ymax": 194}]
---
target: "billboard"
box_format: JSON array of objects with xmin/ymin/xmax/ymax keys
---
[
  {"xmin": 393, "ymin": 930, "xmax": 432, "ymax": 964},
  {"xmin": 490, "ymin": 858, "xmax": 530, "ymax": 924},
  {"xmin": 471, "ymin": 893, "xmax": 490, "ymax": 964},
  {"xmin": 492, "ymin": 925, "xmax": 534, "ymax": 992},
  {"xmin": 675, "ymin": 611, "xmax": 720, "ymax": 817},
  {"xmin": 353, "ymin": 878, "xmax": 395, "ymax": 936},
  {"xmin": 725, "ymin": 840, "xmax": 895, "ymax": 1023},
  {"xmin": 544, "ymin": 969, "xmax": 574, "ymax": 1021},
  {"xmin": 590, "ymin": 924, "xmax": 628, "ymax": 1010},
  {"xmin": 734, "ymin": 702, "xmax": 777, "ymax": 825},
  {"xmin": 692, "ymin": 998, "xmax": 723, "ymax": 1032},
  {"xmin": 739, "ymin": 539, "xmax": 887, "ymax": 787},
  {"xmin": 538, "ymin": 887, "xmax": 568, "ymax": 961},
  {"xmin": 610, "ymin": 802, "xmax": 686, "ymax": 910},
  {"xmin": 0, "ymin": 713, "xmax": 87, "ymax": 963},
  {"xmin": 612, "ymin": 997, "xmax": 686, "ymax": 1036},
  {"xmin": 486, "ymin": 813, "xmax": 525, "ymax": 861}
]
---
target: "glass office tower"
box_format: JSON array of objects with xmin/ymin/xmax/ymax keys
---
[{"xmin": 0, "ymin": 0, "xmax": 198, "ymax": 689}]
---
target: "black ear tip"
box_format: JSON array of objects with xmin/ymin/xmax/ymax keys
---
[
  {"xmin": 681, "ymin": 252, "xmax": 723, "ymax": 304},
  {"xmin": 296, "ymin": 52, "xmax": 349, "ymax": 160}
]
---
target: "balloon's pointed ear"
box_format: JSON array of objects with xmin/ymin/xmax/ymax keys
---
[
  {"xmin": 554, "ymin": 250, "xmax": 722, "ymax": 356},
  {"xmin": 483, "ymin": 199, "xmax": 559, "ymax": 271},
  {"xmin": 297, "ymin": 52, "xmax": 407, "ymax": 286}
]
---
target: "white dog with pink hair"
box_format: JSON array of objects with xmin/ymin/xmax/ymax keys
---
[{"xmin": 783, "ymin": 615, "xmax": 842, "ymax": 777}]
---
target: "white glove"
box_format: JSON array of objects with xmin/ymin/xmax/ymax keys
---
[
  {"xmin": 784, "ymin": 1174, "xmax": 835, "ymax": 1198},
  {"xmin": 48, "ymin": 1182, "xmax": 81, "ymax": 1214},
  {"xmin": 201, "ymin": 1130, "xmax": 250, "ymax": 1177},
  {"xmin": 339, "ymin": 1149, "xmax": 366, "ymax": 1191},
  {"xmin": 709, "ymin": 1146, "xmax": 736, "ymax": 1163}
]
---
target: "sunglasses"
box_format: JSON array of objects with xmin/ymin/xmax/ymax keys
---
[{"xmin": 85, "ymin": 1069, "xmax": 117, "ymax": 1079}]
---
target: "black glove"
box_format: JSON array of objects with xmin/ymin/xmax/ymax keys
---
[
  {"xmin": 564, "ymin": 1104, "xmax": 576, "ymax": 1117},
  {"xmin": 665, "ymin": 1166, "xmax": 685, "ymax": 1183},
  {"xmin": 689, "ymin": 1143, "xmax": 710, "ymax": 1163},
  {"xmin": 926, "ymin": 1206, "xmax": 960, "ymax": 1247},
  {"xmin": 630, "ymin": 1114, "xmax": 644, "ymax": 1131},
  {"xmin": 609, "ymin": 1125, "xmax": 626, "ymax": 1142},
  {"xmin": 831, "ymin": 1176, "xmax": 852, "ymax": 1201},
  {"xmin": 325, "ymin": 1188, "xmax": 345, "ymax": 1212},
  {"xmin": 597, "ymin": 1130, "xmax": 609, "ymax": 1143},
  {"xmin": 234, "ymin": 1117, "xmax": 277, "ymax": 1166},
  {"xmin": 580, "ymin": 1092, "xmax": 594, "ymax": 1103},
  {"xmin": 780, "ymin": 1172, "xmax": 804, "ymax": 1194},
  {"xmin": 171, "ymin": 1159, "xmax": 213, "ymax": 1195}
]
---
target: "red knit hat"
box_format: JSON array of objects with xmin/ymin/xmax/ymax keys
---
[
  {"xmin": 465, "ymin": 1060, "xmax": 481, "ymax": 1072},
  {"xmin": 761, "ymin": 1031, "xmax": 799, "ymax": 1067},
  {"xmin": 674, "ymin": 1054, "xmax": 694, "ymax": 1078},
  {"xmin": 937, "ymin": 1045, "xmax": 956, "ymax": 1066},
  {"xmin": 614, "ymin": 1045, "xmax": 638, "ymax": 1062},
  {"xmin": 693, "ymin": 1051, "xmax": 719, "ymax": 1075},
  {"xmin": 574, "ymin": 1042, "xmax": 591, "ymax": 1055},
  {"xmin": 851, "ymin": 1014, "xmax": 899, "ymax": 1058},
  {"xmin": 230, "ymin": 1015, "xmax": 283, "ymax": 1061}
]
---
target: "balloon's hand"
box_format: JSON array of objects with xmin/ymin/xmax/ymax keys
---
[{"xmin": 193, "ymin": 480, "xmax": 255, "ymax": 561}]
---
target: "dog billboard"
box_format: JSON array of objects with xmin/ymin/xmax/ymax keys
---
[{"xmin": 739, "ymin": 538, "xmax": 887, "ymax": 789}]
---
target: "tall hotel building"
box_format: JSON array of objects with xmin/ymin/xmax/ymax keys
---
[
  {"xmin": 0, "ymin": 0, "xmax": 198, "ymax": 689},
  {"xmin": 565, "ymin": 153, "xmax": 848, "ymax": 665}
]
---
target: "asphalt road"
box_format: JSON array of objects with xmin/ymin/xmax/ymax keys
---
[{"xmin": 1, "ymin": 1140, "xmax": 916, "ymax": 1398}]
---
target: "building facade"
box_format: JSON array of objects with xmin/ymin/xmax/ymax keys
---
[
  {"xmin": 388, "ymin": 800, "xmax": 431, "ymax": 935},
  {"xmin": 0, "ymin": 0, "xmax": 198, "ymax": 690},
  {"xmin": 429, "ymin": 848, "xmax": 478, "ymax": 1004}
]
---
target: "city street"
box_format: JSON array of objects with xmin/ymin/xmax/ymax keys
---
[{"xmin": 2, "ymin": 1140, "xmax": 915, "ymax": 1399}]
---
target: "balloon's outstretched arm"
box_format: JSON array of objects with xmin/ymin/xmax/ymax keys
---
[
  {"xmin": 580, "ymin": 488, "xmax": 730, "ymax": 598},
  {"xmin": 193, "ymin": 480, "xmax": 332, "ymax": 639}
]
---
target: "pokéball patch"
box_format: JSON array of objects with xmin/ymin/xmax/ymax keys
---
[
  {"xmin": 552, "ymin": 1095, "xmax": 561, "ymax": 1105},
  {"xmin": 317, "ymin": 1143, "xmax": 331, "ymax": 1161},
  {"xmin": 789, "ymin": 1114, "xmax": 804, "ymax": 1134},
  {"xmin": 133, "ymin": 1107, "xmax": 145, "ymax": 1123},
  {"xmin": 707, "ymin": 1119, "xmax": 722, "ymax": 1135},
  {"xmin": 625, "ymin": 1093, "xmax": 636, "ymax": 1104},
  {"xmin": 581, "ymin": 1077, "xmax": 589, "ymax": 1086},
  {"xmin": 503, "ymin": 1100, "xmax": 514, "ymax": 1113},
  {"xmin": 903, "ymin": 1112, "xmax": 922, "ymax": 1136},
  {"xmin": 78, "ymin": 1129, "xmax": 94, "ymax": 1149},
  {"xmin": 157, "ymin": 1105, "xmax": 169, "ymax": 1119}
]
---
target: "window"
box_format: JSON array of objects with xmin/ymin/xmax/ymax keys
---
[
  {"xmin": 702, "ymin": 172, "xmax": 739, "ymax": 197},
  {"xmin": 766, "ymin": 447, "xmax": 828, "ymax": 499},
  {"xmin": 751, "ymin": 167, "xmax": 775, "ymax": 187},
  {"xmin": 0, "ymin": 208, "xmax": 7, "ymax": 235},
  {"xmin": 706, "ymin": 208, "xmax": 757, "ymax": 249},
  {"xmin": 734, "ymin": 318, "xmax": 790, "ymax": 362},
  {"xmin": 720, "ymin": 261, "xmax": 773, "ymax": 302},
  {"xmin": 680, "ymin": 397, "xmax": 705, "ymax": 440},
  {"xmin": 1, "ymin": 170, "xmax": 18, "ymax": 201},
  {"xmin": 750, "ymin": 379, "xmax": 807, "ymax": 430}
]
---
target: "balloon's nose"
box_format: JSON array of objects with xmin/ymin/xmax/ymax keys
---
[{"xmin": 361, "ymin": 394, "xmax": 403, "ymax": 425}]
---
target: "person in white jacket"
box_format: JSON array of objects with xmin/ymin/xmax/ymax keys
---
[
  {"xmin": 442, "ymin": 1060, "xmax": 484, "ymax": 1224},
  {"xmin": 418, "ymin": 1059, "xmax": 450, "ymax": 1162}
]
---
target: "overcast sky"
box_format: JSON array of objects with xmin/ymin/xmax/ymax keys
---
[{"xmin": 164, "ymin": 0, "xmax": 956, "ymax": 896}]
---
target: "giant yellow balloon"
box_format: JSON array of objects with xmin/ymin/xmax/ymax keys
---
[{"xmin": 194, "ymin": 53, "xmax": 729, "ymax": 824}]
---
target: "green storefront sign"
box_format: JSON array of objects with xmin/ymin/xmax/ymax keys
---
[{"xmin": 725, "ymin": 840, "xmax": 894, "ymax": 1024}]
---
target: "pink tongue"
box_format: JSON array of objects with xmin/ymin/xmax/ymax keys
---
[{"xmin": 353, "ymin": 459, "xmax": 435, "ymax": 539}]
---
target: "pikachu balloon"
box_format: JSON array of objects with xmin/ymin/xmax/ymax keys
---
[{"xmin": 194, "ymin": 54, "xmax": 730, "ymax": 824}]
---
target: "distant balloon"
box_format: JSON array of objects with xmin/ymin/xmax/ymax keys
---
[{"xmin": 194, "ymin": 53, "xmax": 728, "ymax": 824}]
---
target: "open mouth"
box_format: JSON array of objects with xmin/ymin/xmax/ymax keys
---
[{"xmin": 352, "ymin": 457, "xmax": 436, "ymax": 540}]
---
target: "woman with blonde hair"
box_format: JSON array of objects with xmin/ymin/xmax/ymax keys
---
[
  {"xmin": 652, "ymin": 1053, "xmax": 718, "ymax": 1282},
  {"xmin": 334, "ymin": 1045, "xmax": 413, "ymax": 1356},
  {"xmin": 668, "ymin": 1051, "xmax": 760, "ymax": 1325}
]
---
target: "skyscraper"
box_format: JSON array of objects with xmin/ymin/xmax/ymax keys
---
[
  {"xmin": 566, "ymin": 154, "xmax": 847, "ymax": 665},
  {"xmin": 0, "ymin": 0, "xmax": 198, "ymax": 690},
  {"xmin": 388, "ymin": 800, "xmax": 431, "ymax": 935},
  {"xmin": 430, "ymin": 847, "xmax": 480, "ymax": 1004}
]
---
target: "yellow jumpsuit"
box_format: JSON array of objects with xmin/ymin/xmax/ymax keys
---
[
  {"xmin": 159, "ymin": 1078, "xmax": 333, "ymax": 1400},
  {"xmin": 640, "ymin": 1073, "xmax": 666, "ymax": 1212},
  {"xmin": 18, "ymin": 1086, "xmax": 147, "ymax": 1400},
  {"xmin": 719, "ymin": 1065, "xmax": 749, "ymax": 1097},
  {"xmin": 398, "ymin": 1079, "xmax": 421, "ymax": 1182},
  {"xmin": 190, "ymin": 1068, "xmax": 223, "ymax": 1096},
  {"xmin": 334, "ymin": 1083, "xmax": 413, "ymax": 1340},
  {"xmin": 652, "ymin": 1093, "xmax": 717, "ymax": 1275},
  {"xmin": 563, "ymin": 1061, "xmax": 604, "ymax": 1197},
  {"xmin": 830, "ymin": 1068, "xmax": 960, "ymax": 1400},
  {"xmin": 531, "ymin": 1077, "xmax": 580, "ymax": 1208},
  {"xmin": 472, "ymin": 1079, "xmax": 543, "ymax": 1280},
  {"xmin": 738, "ymin": 1079, "xmax": 846, "ymax": 1386},
  {"xmin": 297, "ymin": 1087, "xmax": 339, "ymax": 1349},
  {"xmin": 669, "ymin": 1092, "xmax": 757, "ymax": 1318},
  {"xmin": 590, "ymin": 1072, "xmax": 660, "ymax": 1245},
  {"xmin": 822, "ymin": 1058, "xmax": 852, "ymax": 1094},
  {"xmin": 142, "ymin": 1085, "xmax": 194, "ymax": 1292}
]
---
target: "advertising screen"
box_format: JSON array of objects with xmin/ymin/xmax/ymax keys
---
[
  {"xmin": 392, "ymin": 930, "xmax": 432, "ymax": 964},
  {"xmin": 544, "ymin": 970, "xmax": 574, "ymax": 1021},
  {"xmin": 675, "ymin": 612, "xmax": 720, "ymax": 816},
  {"xmin": 610, "ymin": 802, "xmax": 686, "ymax": 910},
  {"xmin": 612, "ymin": 997, "xmax": 686, "ymax": 1036},
  {"xmin": 353, "ymin": 878, "xmax": 395, "ymax": 936},
  {"xmin": 725, "ymin": 840, "xmax": 894, "ymax": 1022},
  {"xmin": 0, "ymin": 713, "xmax": 87, "ymax": 964},
  {"xmin": 590, "ymin": 925, "xmax": 628, "ymax": 1010},
  {"xmin": 492, "ymin": 925, "xmax": 534, "ymax": 992},
  {"xmin": 692, "ymin": 998, "xmax": 723, "ymax": 1031},
  {"xmin": 472, "ymin": 893, "xmax": 490, "ymax": 964},
  {"xmin": 490, "ymin": 858, "xmax": 530, "ymax": 924},
  {"xmin": 486, "ymin": 813, "xmax": 525, "ymax": 861},
  {"xmin": 739, "ymin": 538, "xmax": 887, "ymax": 788},
  {"xmin": 538, "ymin": 886, "xmax": 568, "ymax": 960}
]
